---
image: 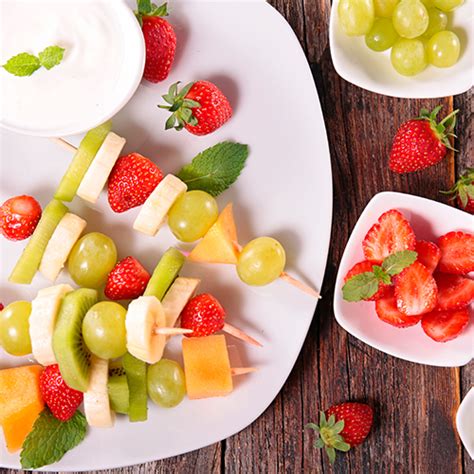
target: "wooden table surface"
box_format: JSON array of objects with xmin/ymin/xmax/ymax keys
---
[{"xmin": 3, "ymin": 1, "xmax": 473, "ymax": 474}]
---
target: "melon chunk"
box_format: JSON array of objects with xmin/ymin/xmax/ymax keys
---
[{"xmin": 182, "ymin": 335, "xmax": 233, "ymax": 399}]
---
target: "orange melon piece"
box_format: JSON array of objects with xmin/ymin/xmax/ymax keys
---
[
  {"xmin": 188, "ymin": 203, "xmax": 240, "ymax": 264},
  {"xmin": 182, "ymin": 335, "xmax": 233, "ymax": 399}
]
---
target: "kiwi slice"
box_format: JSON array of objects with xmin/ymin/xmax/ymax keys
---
[
  {"xmin": 53, "ymin": 288, "xmax": 98, "ymax": 392},
  {"xmin": 144, "ymin": 247, "xmax": 185, "ymax": 300},
  {"xmin": 108, "ymin": 375, "xmax": 129, "ymax": 414},
  {"xmin": 122, "ymin": 352, "xmax": 148, "ymax": 422},
  {"xmin": 54, "ymin": 121, "xmax": 112, "ymax": 202},
  {"xmin": 108, "ymin": 359, "xmax": 126, "ymax": 377},
  {"xmin": 9, "ymin": 199, "xmax": 68, "ymax": 284}
]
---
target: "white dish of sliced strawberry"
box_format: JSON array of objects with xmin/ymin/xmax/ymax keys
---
[{"xmin": 334, "ymin": 191, "xmax": 474, "ymax": 367}]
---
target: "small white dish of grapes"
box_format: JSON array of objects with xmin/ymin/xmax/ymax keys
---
[{"xmin": 329, "ymin": 0, "xmax": 473, "ymax": 98}]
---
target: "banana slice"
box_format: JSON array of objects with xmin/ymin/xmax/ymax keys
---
[
  {"xmin": 77, "ymin": 132, "xmax": 126, "ymax": 203},
  {"xmin": 162, "ymin": 277, "xmax": 200, "ymax": 328},
  {"xmin": 39, "ymin": 213, "xmax": 86, "ymax": 281},
  {"xmin": 133, "ymin": 175, "xmax": 187, "ymax": 236},
  {"xmin": 126, "ymin": 296, "xmax": 166, "ymax": 363},
  {"xmin": 84, "ymin": 356, "xmax": 115, "ymax": 428},
  {"xmin": 30, "ymin": 284, "xmax": 74, "ymax": 366}
]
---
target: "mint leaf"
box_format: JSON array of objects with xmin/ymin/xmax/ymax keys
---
[
  {"xmin": 20, "ymin": 409, "xmax": 87, "ymax": 469},
  {"xmin": 3, "ymin": 52, "xmax": 40, "ymax": 76},
  {"xmin": 373, "ymin": 265, "xmax": 391, "ymax": 285},
  {"xmin": 342, "ymin": 272, "xmax": 379, "ymax": 302},
  {"xmin": 38, "ymin": 46, "xmax": 65, "ymax": 70},
  {"xmin": 177, "ymin": 142, "xmax": 249, "ymax": 196},
  {"xmin": 382, "ymin": 250, "xmax": 418, "ymax": 276}
]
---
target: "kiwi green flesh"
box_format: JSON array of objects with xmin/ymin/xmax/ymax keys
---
[
  {"xmin": 108, "ymin": 359, "xmax": 126, "ymax": 377},
  {"xmin": 123, "ymin": 352, "xmax": 148, "ymax": 422},
  {"xmin": 53, "ymin": 288, "xmax": 98, "ymax": 392},
  {"xmin": 108, "ymin": 375, "xmax": 129, "ymax": 414}
]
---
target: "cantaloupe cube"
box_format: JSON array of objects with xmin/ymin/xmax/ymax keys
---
[{"xmin": 182, "ymin": 335, "xmax": 233, "ymax": 399}]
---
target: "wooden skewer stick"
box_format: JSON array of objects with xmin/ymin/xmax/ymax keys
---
[
  {"xmin": 223, "ymin": 322, "xmax": 262, "ymax": 347},
  {"xmin": 231, "ymin": 367, "xmax": 258, "ymax": 376},
  {"xmin": 50, "ymin": 137, "xmax": 77, "ymax": 153},
  {"xmin": 154, "ymin": 327, "xmax": 193, "ymax": 336},
  {"xmin": 280, "ymin": 272, "xmax": 321, "ymax": 299}
]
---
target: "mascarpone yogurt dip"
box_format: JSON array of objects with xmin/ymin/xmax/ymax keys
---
[{"xmin": 0, "ymin": 0, "xmax": 145, "ymax": 137}]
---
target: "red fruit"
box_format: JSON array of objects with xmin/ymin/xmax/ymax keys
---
[
  {"xmin": 104, "ymin": 256, "xmax": 151, "ymax": 300},
  {"xmin": 375, "ymin": 289, "xmax": 422, "ymax": 328},
  {"xmin": 389, "ymin": 106, "xmax": 457, "ymax": 173},
  {"xmin": 438, "ymin": 231, "xmax": 474, "ymax": 275},
  {"xmin": 108, "ymin": 153, "xmax": 163, "ymax": 213},
  {"xmin": 442, "ymin": 168, "xmax": 474, "ymax": 214},
  {"xmin": 0, "ymin": 303, "xmax": 3, "ymax": 311},
  {"xmin": 181, "ymin": 293, "xmax": 225, "ymax": 337},
  {"xmin": 394, "ymin": 262, "xmax": 438, "ymax": 316},
  {"xmin": 421, "ymin": 308, "xmax": 470, "ymax": 342},
  {"xmin": 0, "ymin": 195, "xmax": 42, "ymax": 241},
  {"xmin": 39, "ymin": 364, "xmax": 83, "ymax": 421},
  {"xmin": 160, "ymin": 81, "xmax": 232, "ymax": 136},
  {"xmin": 435, "ymin": 273, "xmax": 474, "ymax": 311},
  {"xmin": 415, "ymin": 240, "xmax": 441, "ymax": 274},
  {"xmin": 344, "ymin": 261, "xmax": 390, "ymax": 301},
  {"xmin": 362, "ymin": 209, "xmax": 416, "ymax": 264}
]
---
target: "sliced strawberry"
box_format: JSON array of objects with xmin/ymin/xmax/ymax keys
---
[
  {"xmin": 362, "ymin": 210, "xmax": 416, "ymax": 264},
  {"xmin": 438, "ymin": 231, "xmax": 474, "ymax": 275},
  {"xmin": 435, "ymin": 273, "xmax": 474, "ymax": 311},
  {"xmin": 394, "ymin": 262, "xmax": 438, "ymax": 316},
  {"xmin": 415, "ymin": 240, "xmax": 441, "ymax": 274},
  {"xmin": 421, "ymin": 308, "xmax": 470, "ymax": 342},
  {"xmin": 344, "ymin": 260, "xmax": 390, "ymax": 301},
  {"xmin": 104, "ymin": 256, "xmax": 151, "ymax": 300},
  {"xmin": 375, "ymin": 289, "xmax": 422, "ymax": 328}
]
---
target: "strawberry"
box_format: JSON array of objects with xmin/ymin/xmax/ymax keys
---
[
  {"xmin": 0, "ymin": 195, "xmax": 42, "ymax": 241},
  {"xmin": 159, "ymin": 81, "xmax": 232, "ymax": 135},
  {"xmin": 136, "ymin": 1, "xmax": 176, "ymax": 83},
  {"xmin": 180, "ymin": 293, "xmax": 225, "ymax": 337},
  {"xmin": 344, "ymin": 261, "xmax": 390, "ymax": 301},
  {"xmin": 375, "ymin": 288, "xmax": 422, "ymax": 328},
  {"xmin": 421, "ymin": 308, "xmax": 470, "ymax": 342},
  {"xmin": 362, "ymin": 209, "xmax": 416, "ymax": 264},
  {"xmin": 394, "ymin": 262, "xmax": 438, "ymax": 316},
  {"xmin": 438, "ymin": 231, "xmax": 474, "ymax": 275},
  {"xmin": 435, "ymin": 273, "xmax": 474, "ymax": 311},
  {"xmin": 415, "ymin": 240, "xmax": 441, "ymax": 274},
  {"xmin": 389, "ymin": 106, "xmax": 458, "ymax": 173},
  {"xmin": 441, "ymin": 168, "xmax": 474, "ymax": 214},
  {"xmin": 39, "ymin": 364, "xmax": 83, "ymax": 421},
  {"xmin": 105, "ymin": 256, "xmax": 151, "ymax": 300},
  {"xmin": 0, "ymin": 303, "xmax": 3, "ymax": 311},
  {"xmin": 306, "ymin": 402, "xmax": 373, "ymax": 464},
  {"xmin": 108, "ymin": 153, "xmax": 163, "ymax": 213}
]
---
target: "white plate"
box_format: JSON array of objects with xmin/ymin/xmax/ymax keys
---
[
  {"xmin": 456, "ymin": 387, "xmax": 474, "ymax": 460},
  {"xmin": 334, "ymin": 192, "xmax": 474, "ymax": 367},
  {"xmin": 329, "ymin": 1, "xmax": 474, "ymax": 98},
  {"xmin": 0, "ymin": 0, "xmax": 332, "ymax": 470}
]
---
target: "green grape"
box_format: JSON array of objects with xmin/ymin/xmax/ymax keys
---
[
  {"xmin": 237, "ymin": 237, "xmax": 286, "ymax": 286},
  {"xmin": 420, "ymin": 0, "xmax": 434, "ymax": 5},
  {"xmin": 433, "ymin": 0, "xmax": 463, "ymax": 11},
  {"xmin": 422, "ymin": 8, "xmax": 448, "ymax": 38},
  {"xmin": 365, "ymin": 18, "xmax": 399, "ymax": 52},
  {"xmin": 393, "ymin": 0, "xmax": 429, "ymax": 38},
  {"xmin": 147, "ymin": 359, "xmax": 186, "ymax": 408},
  {"xmin": 168, "ymin": 191, "xmax": 218, "ymax": 243},
  {"xmin": 68, "ymin": 232, "xmax": 117, "ymax": 288},
  {"xmin": 338, "ymin": 0, "xmax": 375, "ymax": 36},
  {"xmin": 391, "ymin": 38, "xmax": 428, "ymax": 75},
  {"xmin": 82, "ymin": 302, "xmax": 127, "ymax": 359},
  {"xmin": 374, "ymin": 0, "xmax": 399, "ymax": 17},
  {"xmin": 427, "ymin": 30, "xmax": 461, "ymax": 67},
  {"xmin": 0, "ymin": 301, "xmax": 32, "ymax": 356}
]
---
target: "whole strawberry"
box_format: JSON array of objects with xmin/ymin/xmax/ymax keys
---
[
  {"xmin": 136, "ymin": 1, "xmax": 176, "ymax": 83},
  {"xmin": 442, "ymin": 168, "xmax": 474, "ymax": 214},
  {"xmin": 306, "ymin": 402, "xmax": 373, "ymax": 464},
  {"xmin": 39, "ymin": 364, "xmax": 83, "ymax": 421},
  {"xmin": 108, "ymin": 153, "xmax": 163, "ymax": 213},
  {"xmin": 105, "ymin": 256, "xmax": 151, "ymax": 300},
  {"xmin": 181, "ymin": 293, "xmax": 225, "ymax": 337},
  {"xmin": 159, "ymin": 81, "xmax": 232, "ymax": 135},
  {"xmin": 0, "ymin": 195, "xmax": 42, "ymax": 241},
  {"xmin": 389, "ymin": 106, "xmax": 458, "ymax": 173}
]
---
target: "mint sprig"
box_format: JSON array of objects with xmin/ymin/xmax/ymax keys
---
[
  {"xmin": 38, "ymin": 46, "xmax": 65, "ymax": 70},
  {"xmin": 20, "ymin": 408, "xmax": 87, "ymax": 469},
  {"xmin": 177, "ymin": 141, "xmax": 249, "ymax": 196},
  {"xmin": 342, "ymin": 250, "xmax": 417, "ymax": 302},
  {"xmin": 3, "ymin": 45, "xmax": 65, "ymax": 77}
]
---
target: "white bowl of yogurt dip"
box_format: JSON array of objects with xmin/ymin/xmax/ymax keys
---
[{"xmin": 0, "ymin": 0, "xmax": 145, "ymax": 137}]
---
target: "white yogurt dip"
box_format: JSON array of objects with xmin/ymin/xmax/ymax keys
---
[{"xmin": 0, "ymin": 0, "xmax": 144, "ymax": 136}]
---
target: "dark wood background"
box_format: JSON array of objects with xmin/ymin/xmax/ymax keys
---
[{"xmin": 2, "ymin": 1, "xmax": 472, "ymax": 473}]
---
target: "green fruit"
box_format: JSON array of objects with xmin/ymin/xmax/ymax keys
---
[
  {"xmin": 393, "ymin": 0, "xmax": 429, "ymax": 39},
  {"xmin": 109, "ymin": 359, "xmax": 126, "ymax": 377},
  {"xmin": 108, "ymin": 375, "xmax": 129, "ymax": 414},
  {"xmin": 422, "ymin": 8, "xmax": 448, "ymax": 39},
  {"xmin": 55, "ymin": 121, "xmax": 112, "ymax": 201},
  {"xmin": 338, "ymin": 0, "xmax": 375, "ymax": 36},
  {"xmin": 427, "ymin": 30, "xmax": 461, "ymax": 67},
  {"xmin": 391, "ymin": 39, "xmax": 428, "ymax": 76},
  {"xmin": 144, "ymin": 248, "xmax": 185, "ymax": 300},
  {"xmin": 123, "ymin": 353, "xmax": 147, "ymax": 422},
  {"xmin": 374, "ymin": 0, "xmax": 399, "ymax": 17},
  {"xmin": 365, "ymin": 18, "xmax": 399, "ymax": 52},
  {"xmin": 9, "ymin": 199, "xmax": 68, "ymax": 284},
  {"xmin": 53, "ymin": 288, "xmax": 98, "ymax": 392},
  {"xmin": 0, "ymin": 301, "xmax": 32, "ymax": 356},
  {"xmin": 147, "ymin": 359, "xmax": 186, "ymax": 408},
  {"xmin": 433, "ymin": 0, "xmax": 463, "ymax": 11}
]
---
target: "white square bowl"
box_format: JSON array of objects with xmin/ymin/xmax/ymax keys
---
[
  {"xmin": 334, "ymin": 191, "xmax": 474, "ymax": 367},
  {"xmin": 329, "ymin": 1, "xmax": 474, "ymax": 98}
]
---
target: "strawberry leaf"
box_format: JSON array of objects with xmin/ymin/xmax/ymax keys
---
[{"xmin": 342, "ymin": 272, "xmax": 379, "ymax": 302}]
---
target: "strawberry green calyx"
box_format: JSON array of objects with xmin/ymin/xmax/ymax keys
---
[
  {"xmin": 418, "ymin": 106, "xmax": 459, "ymax": 150},
  {"xmin": 305, "ymin": 412, "xmax": 351, "ymax": 464},
  {"xmin": 159, "ymin": 81, "xmax": 201, "ymax": 131},
  {"xmin": 441, "ymin": 168, "xmax": 474, "ymax": 209},
  {"xmin": 135, "ymin": 0, "xmax": 168, "ymax": 25}
]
